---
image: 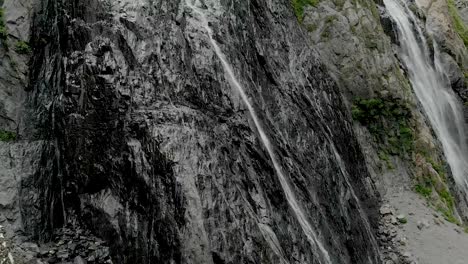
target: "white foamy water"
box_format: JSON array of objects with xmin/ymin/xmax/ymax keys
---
[
  {"xmin": 385, "ymin": 0, "xmax": 468, "ymax": 195},
  {"xmin": 185, "ymin": 0, "xmax": 331, "ymax": 263}
]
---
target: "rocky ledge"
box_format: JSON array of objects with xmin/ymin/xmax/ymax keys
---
[{"xmin": 0, "ymin": 223, "xmax": 112, "ymax": 264}]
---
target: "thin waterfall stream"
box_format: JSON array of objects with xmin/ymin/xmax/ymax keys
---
[
  {"xmin": 385, "ymin": 0, "xmax": 468, "ymax": 197},
  {"xmin": 185, "ymin": 0, "xmax": 331, "ymax": 263}
]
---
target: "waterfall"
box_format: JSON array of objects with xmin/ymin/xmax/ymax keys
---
[
  {"xmin": 185, "ymin": 1, "xmax": 331, "ymax": 263},
  {"xmin": 384, "ymin": 0, "xmax": 468, "ymax": 195}
]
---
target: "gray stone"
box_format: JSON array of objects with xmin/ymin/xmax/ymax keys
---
[
  {"xmin": 381, "ymin": 207, "xmax": 393, "ymax": 216},
  {"xmin": 417, "ymin": 219, "xmax": 430, "ymax": 230},
  {"xmin": 397, "ymin": 214, "xmax": 407, "ymax": 224},
  {"xmin": 73, "ymin": 256, "xmax": 87, "ymax": 264}
]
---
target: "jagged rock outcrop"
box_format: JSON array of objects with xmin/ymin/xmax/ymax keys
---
[{"xmin": 0, "ymin": 0, "xmax": 383, "ymax": 263}]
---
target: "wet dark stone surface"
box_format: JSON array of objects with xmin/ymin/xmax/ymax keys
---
[{"xmin": 3, "ymin": 0, "xmax": 382, "ymax": 263}]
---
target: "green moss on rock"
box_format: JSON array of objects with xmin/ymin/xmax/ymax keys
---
[
  {"xmin": 0, "ymin": 8, "xmax": 7, "ymax": 41},
  {"xmin": 447, "ymin": 0, "xmax": 468, "ymax": 47},
  {"xmin": 413, "ymin": 150, "xmax": 459, "ymax": 225},
  {"xmin": 415, "ymin": 184, "xmax": 433, "ymax": 198},
  {"xmin": 0, "ymin": 130, "xmax": 16, "ymax": 142},
  {"xmin": 15, "ymin": 41, "xmax": 31, "ymax": 54},
  {"xmin": 351, "ymin": 96, "xmax": 414, "ymax": 156},
  {"xmin": 292, "ymin": 0, "xmax": 319, "ymax": 23}
]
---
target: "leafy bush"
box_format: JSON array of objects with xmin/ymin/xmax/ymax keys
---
[
  {"xmin": 292, "ymin": 0, "xmax": 319, "ymax": 23},
  {"xmin": 15, "ymin": 41, "xmax": 31, "ymax": 54}
]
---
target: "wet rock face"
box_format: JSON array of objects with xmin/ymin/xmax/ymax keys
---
[{"xmin": 7, "ymin": 0, "xmax": 382, "ymax": 263}]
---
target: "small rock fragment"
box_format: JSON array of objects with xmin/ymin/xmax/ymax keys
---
[
  {"xmin": 380, "ymin": 205, "xmax": 393, "ymax": 216},
  {"xmin": 397, "ymin": 214, "xmax": 408, "ymax": 224},
  {"xmin": 74, "ymin": 256, "xmax": 87, "ymax": 264}
]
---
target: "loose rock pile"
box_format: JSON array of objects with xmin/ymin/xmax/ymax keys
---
[
  {"xmin": 378, "ymin": 204, "xmax": 417, "ymax": 264},
  {"xmin": 36, "ymin": 226, "xmax": 112, "ymax": 264},
  {"xmin": 0, "ymin": 225, "xmax": 14, "ymax": 264},
  {"xmin": 0, "ymin": 223, "xmax": 113, "ymax": 264}
]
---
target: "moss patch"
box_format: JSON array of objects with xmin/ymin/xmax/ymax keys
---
[
  {"xmin": 306, "ymin": 23, "xmax": 318, "ymax": 32},
  {"xmin": 447, "ymin": 0, "xmax": 468, "ymax": 47},
  {"xmin": 352, "ymin": 97, "xmax": 414, "ymax": 157},
  {"xmin": 413, "ymin": 152, "xmax": 459, "ymax": 225},
  {"xmin": 415, "ymin": 184, "xmax": 433, "ymax": 197},
  {"xmin": 378, "ymin": 150, "xmax": 394, "ymax": 169},
  {"xmin": 0, "ymin": 8, "xmax": 7, "ymax": 41},
  {"xmin": 15, "ymin": 41, "xmax": 31, "ymax": 54},
  {"xmin": 0, "ymin": 130, "xmax": 16, "ymax": 142},
  {"xmin": 292, "ymin": 0, "xmax": 319, "ymax": 23}
]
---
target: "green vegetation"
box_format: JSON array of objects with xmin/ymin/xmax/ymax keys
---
[
  {"xmin": 351, "ymin": 97, "xmax": 414, "ymax": 156},
  {"xmin": 447, "ymin": 0, "xmax": 468, "ymax": 47},
  {"xmin": 0, "ymin": 130, "xmax": 16, "ymax": 142},
  {"xmin": 438, "ymin": 206, "xmax": 460, "ymax": 224},
  {"xmin": 415, "ymin": 184, "xmax": 433, "ymax": 198},
  {"xmin": 464, "ymin": 71, "xmax": 468, "ymax": 90},
  {"xmin": 0, "ymin": 8, "xmax": 7, "ymax": 40},
  {"xmin": 378, "ymin": 151, "xmax": 394, "ymax": 169},
  {"xmin": 413, "ymin": 151, "xmax": 460, "ymax": 225},
  {"xmin": 428, "ymin": 157, "xmax": 446, "ymax": 180},
  {"xmin": 325, "ymin": 15, "xmax": 337, "ymax": 24},
  {"xmin": 333, "ymin": 0, "xmax": 345, "ymax": 9},
  {"xmin": 320, "ymin": 28, "xmax": 330, "ymax": 39},
  {"xmin": 15, "ymin": 41, "xmax": 31, "ymax": 54},
  {"xmin": 416, "ymin": 182, "xmax": 459, "ymax": 224},
  {"xmin": 291, "ymin": 0, "xmax": 319, "ymax": 23},
  {"xmin": 398, "ymin": 216, "xmax": 408, "ymax": 224},
  {"xmin": 306, "ymin": 23, "xmax": 318, "ymax": 32},
  {"xmin": 348, "ymin": 58, "xmax": 463, "ymax": 229}
]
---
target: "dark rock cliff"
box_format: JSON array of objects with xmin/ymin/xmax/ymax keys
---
[{"xmin": 1, "ymin": 0, "xmax": 382, "ymax": 263}]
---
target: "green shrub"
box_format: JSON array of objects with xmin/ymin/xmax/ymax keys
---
[
  {"xmin": 15, "ymin": 41, "xmax": 31, "ymax": 54},
  {"xmin": 292, "ymin": 0, "xmax": 319, "ymax": 23},
  {"xmin": 0, "ymin": 130, "xmax": 16, "ymax": 142}
]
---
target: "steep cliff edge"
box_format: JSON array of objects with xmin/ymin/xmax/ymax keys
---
[{"xmin": 0, "ymin": 0, "xmax": 382, "ymax": 263}]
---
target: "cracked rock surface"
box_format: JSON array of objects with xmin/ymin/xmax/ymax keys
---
[{"xmin": 0, "ymin": 0, "xmax": 382, "ymax": 263}]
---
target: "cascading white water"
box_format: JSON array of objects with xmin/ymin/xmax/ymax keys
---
[
  {"xmin": 185, "ymin": 1, "xmax": 331, "ymax": 263},
  {"xmin": 385, "ymin": 0, "xmax": 468, "ymax": 194}
]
